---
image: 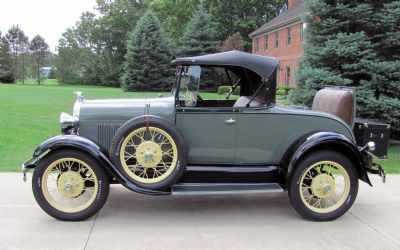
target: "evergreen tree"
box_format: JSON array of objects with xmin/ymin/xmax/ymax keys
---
[
  {"xmin": 292, "ymin": 0, "xmax": 400, "ymax": 138},
  {"xmin": 0, "ymin": 37, "xmax": 14, "ymax": 83},
  {"xmin": 121, "ymin": 11, "xmax": 175, "ymax": 92},
  {"xmin": 179, "ymin": 5, "xmax": 219, "ymax": 56}
]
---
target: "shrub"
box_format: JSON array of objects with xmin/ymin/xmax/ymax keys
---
[
  {"xmin": 217, "ymin": 85, "xmax": 240, "ymax": 95},
  {"xmin": 276, "ymin": 86, "xmax": 294, "ymax": 97}
]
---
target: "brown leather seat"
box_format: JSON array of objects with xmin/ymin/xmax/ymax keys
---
[
  {"xmin": 311, "ymin": 88, "xmax": 353, "ymax": 125},
  {"xmin": 233, "ymin": 96, "xmax": 264, "ymax": 107}
]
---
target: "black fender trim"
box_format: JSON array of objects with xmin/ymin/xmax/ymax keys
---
[
  {"xmin": 284, "ymin": 132, "xmax": 371, "ymax": 187},
  {"xmin": 32, "ymin": 135, "xmax": 168, "ymax": 195}
]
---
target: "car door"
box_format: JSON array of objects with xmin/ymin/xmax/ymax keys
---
[
  {"xmin": 175, "ymin": 110, "xmax": 236, "ymax": 164},
  {"xmin": 234, "ymin": 108, "xmax": 275, "ymax": 164}
]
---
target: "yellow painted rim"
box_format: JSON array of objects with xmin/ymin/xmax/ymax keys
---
[
  {"xmin": 120, "ymin": 127, "xmax": 178, "ymax": 184},
  {"xmin": 42, "ymin": 158, "xmax": 99, "ymax": 213},
  {"xmin": 299, "ymin": 161, "xmax": 351, "ymax": 213}
]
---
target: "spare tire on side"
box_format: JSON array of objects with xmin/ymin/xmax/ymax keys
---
[{"xmin": 109, "ymin": 115, "xmax": 187, "ymax": 191}]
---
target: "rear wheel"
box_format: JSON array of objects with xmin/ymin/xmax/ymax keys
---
[
  {"xmin": 32, "ymin": 150, "xmax": 110, "ymax": 221},
  {"xmin": 289, "ymin": 151, "xmax": 358, "ymax": 221}
]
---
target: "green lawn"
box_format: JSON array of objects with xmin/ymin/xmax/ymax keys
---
[
  {"xmin": 0, "ymin": 80, "xmax": 398, "ymax": 173},
  {"xmin": 377, "ymin": 145, "xmax": 400, "ymax": 174}
]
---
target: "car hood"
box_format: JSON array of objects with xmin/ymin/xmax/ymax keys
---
[{"xmin": 79, "ymin": 96, "xmax": 175, "ymax": 122}]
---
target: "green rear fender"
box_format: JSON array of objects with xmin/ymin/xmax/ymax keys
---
[{"xmin": 283, "ymin": 131, "xmax": 371, "ymax": 188}]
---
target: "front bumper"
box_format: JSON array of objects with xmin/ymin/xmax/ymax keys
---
[{"xmin": 21, "ymin": 157, "xmax": 38, "ymax": 182}]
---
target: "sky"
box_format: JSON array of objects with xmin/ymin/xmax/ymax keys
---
[{"xmin": 0, "ymin": 0, "xmax": 97, "ymax": 52}]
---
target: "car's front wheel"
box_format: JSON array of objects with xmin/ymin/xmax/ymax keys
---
[
  {"xmin": 32, "ymin": 150, "xmax": 110, "ymax": 221},
  {"xmin": 289, "ymin": 150, "xmax": 358, "ymax": 221}
]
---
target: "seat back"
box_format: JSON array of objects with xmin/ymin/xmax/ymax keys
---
[
  {"xmin": 233, "ymin": 96, "xmax": 264, "ymax": 107},
  {"xmin": 311, "ymin": 88, "xmax": 354, "ymax": 125}
]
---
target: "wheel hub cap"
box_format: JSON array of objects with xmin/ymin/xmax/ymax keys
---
[
  {"xmin": 311, "ymin": 174, "xmax": 336, "ymax": 198},
  {"xmin": 57, "ymin": 171, "xmax": 85, "ymax": 198},
  {"xmin": 135, "ymin": 141, "xmax": 162, "ymax": 168}
]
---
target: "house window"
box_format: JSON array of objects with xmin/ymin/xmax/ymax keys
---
[
  {"xmin": 265, "ymin": 35, "xmax": 268, "ymax": 50},
  {"xmin": 301, "ymin": 23, "xmax": 307, "ymax": 42},
  {"xmin": 255, "ymin": 38, "xmax": 259, "ymax": 53},
  {"xmin": 287, "ymin": 27, "xmax": 292, "ymax": 45},
  {"xmin": 275, "ymin": 31, "xmax": 279, "ymax": 48},
  {"xmin": 285, "ymin": 67, "xmax": 291, "ymax": 85}
]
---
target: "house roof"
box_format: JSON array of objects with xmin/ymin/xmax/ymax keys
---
[
  {"xmin": 249, "ymin": 1, "xmax": 308, "ymax": 38},
  {"xmin": 171, "ymin": 50, "xmax": 278, "ymax": 80}
]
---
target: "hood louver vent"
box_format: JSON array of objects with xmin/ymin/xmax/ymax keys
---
[{"xmin": 97, "ymin": 123, "xmax": 123, "ymax": 150}]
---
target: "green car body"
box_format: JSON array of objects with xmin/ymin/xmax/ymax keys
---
[{"xmin": 78, "ymin": 96, "xmax": 354, "ymax": 165}]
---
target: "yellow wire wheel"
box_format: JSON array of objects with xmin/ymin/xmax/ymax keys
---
[
  {"xmin": 41, "ymin": 157, "xmax": 99, "ymax": 213},
  {"xmin": 119, "ymin": 126, "xmax": 179, "ymax": 184},
  {"xmin": 32, "ymin": 150, "xmax": 110, "ymax": 221},
  {"xmin": 299, "ymin": 161, "xmax": 350, "ymax": 213},
  {"xmin": 289, "ymin": 151, "xmax": 358, "ymax": 221}
]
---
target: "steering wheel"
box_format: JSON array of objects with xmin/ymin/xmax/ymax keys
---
[{"xmin": 185, "ymin": 81, "xmax": 207, "ymax": 107}]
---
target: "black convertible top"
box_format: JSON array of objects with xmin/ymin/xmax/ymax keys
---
[{"xmin": 171, "ymin": 50, "xmax": 278, "ymax": 80}]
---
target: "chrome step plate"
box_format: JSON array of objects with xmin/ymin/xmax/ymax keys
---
[{"xmin": 171, "ymin": 183, "xmax": 284, "ymax": 196}]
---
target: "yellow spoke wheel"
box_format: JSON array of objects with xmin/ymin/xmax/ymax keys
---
[
  {"xmin": 119, "ymin": 127, "xmax": 178, "ymax": 184},
  {"xmin": 289, "ymin": 151, "xmax": 358, "ymax": 221},
  {"xmin": 42, "ymin": 158, "xmax": 99, "ymax": 213},
  {"xmin": 299, "ymin": 161, "xmax": 350, "ymax": 213}
]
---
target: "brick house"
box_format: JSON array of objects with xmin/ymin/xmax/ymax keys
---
[{"xmin": 249, "ymin": 0, "xmax": 308, "ymax": 87}]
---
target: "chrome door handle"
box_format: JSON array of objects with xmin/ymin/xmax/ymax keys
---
[{"xmin": 225, "ymin": 118, "xmax": 236, "ymax": 124}]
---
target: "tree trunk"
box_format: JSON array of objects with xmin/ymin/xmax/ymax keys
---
[
  {"xmin": 22, "ymin": 54, "xmax": 25, "ymax": 84},
  {"xmin": 37, "ymin": 59, "xmax": 40, "ymax": 85}
]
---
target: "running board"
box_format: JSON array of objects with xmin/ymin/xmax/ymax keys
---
[{"xmin": 171, "ymin": 183, "xmax": 284, "ymax": 196}]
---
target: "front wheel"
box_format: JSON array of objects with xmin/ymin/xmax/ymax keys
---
[
  {"xmin": 32, "ymin": 150, "xmax": 110, "ymax": 221},
  {"xmin": 289, "ymin": 151, "xmax": 358, "ymax": 221}
]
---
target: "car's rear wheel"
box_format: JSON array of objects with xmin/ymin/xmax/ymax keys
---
[
  {"xmin": 32, "ymin": 150, "xmax": 110, "ymax": 221},
  {"xmin": 110, "ymin": 116, "xmax": 187, "ymax": 191},
  {"xmin": 289, "ymin": 150, "xmax": 358, "ymax": 221}
]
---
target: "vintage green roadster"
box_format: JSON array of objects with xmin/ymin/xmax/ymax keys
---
[{"xmin": 23, "ymin": 51, "xmax": 388, "ymax": 221}]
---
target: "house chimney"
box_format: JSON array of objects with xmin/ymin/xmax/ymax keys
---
[{"xmin": 288, "ymin": 0, "xmax": 301, "ymax": 8}]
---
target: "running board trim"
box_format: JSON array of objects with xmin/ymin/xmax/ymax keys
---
[{"xmin": 171, "ymin": 183, "xmax": 284, "ymax": 196}]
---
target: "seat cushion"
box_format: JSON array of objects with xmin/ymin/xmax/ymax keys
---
[{"xmin": 311, "ymin": 88, "xmax": 353, "ymax": 125}]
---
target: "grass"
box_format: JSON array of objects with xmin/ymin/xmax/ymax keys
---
[
  {"xmin": 376, "ymin": 145, "xmax": 400, "ymax": 174},
  {"xmin": 0, "ymin": 80, "xmax": 398, "ymax": 173}
]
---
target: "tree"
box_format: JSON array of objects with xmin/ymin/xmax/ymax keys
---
[
  {"xmin": 121, "ymin": 11, "xmax": 175, "ymax": 92},
  {"xmin": 179, "ymin": 5, "xmax": 219, "ymax": 56},
  {"xmin": 56, "ymin": 0, "xmax": 150, "ymax": 86},
  {"xmin": 217, "ymin": 33, "xmax": 245, "ymax": 52},
  {"xmin": 5, "ymin": 25, "xmax": 29, "ymax": 83},
  {"xmin": 0, "ymin": 37, "xmax": 14, "ymax": 83},
  {"xmin": 150, "ymin": 0, "xmax": 200, "ymax": 41},
  {"xmin": 30, "ymin": 35, "xmax": 49, "ymax": 84},
  {"xmin": 292, "ymin": 0, "xmax": 400, "ymax": 138},
  {"xmin": 204, "ymin": 0, "xmax": 287, "ymax": 51}
]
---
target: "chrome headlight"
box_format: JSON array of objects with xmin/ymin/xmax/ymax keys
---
[
  {"xmin": 60, "ymin": 112, "xmax": 79, "ymax": 135},
  {"xmin": 73, "ymin": 100, "xmax": 81, "ymax": 117},
  {"xmin": 72, "ymin": 91, "xmax": 84, "ymax": 117}
]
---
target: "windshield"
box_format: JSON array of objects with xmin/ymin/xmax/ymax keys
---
[{"xmin": 178, "ymin": 66, "xmax": 201, "ymax": 107}]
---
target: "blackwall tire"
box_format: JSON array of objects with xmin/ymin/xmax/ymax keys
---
[
  {"xmin": 32, "ymin": 150, "xmax": 110, "ymax": 221},
  {"xmin": 288, "ymin": 150, "xmax": 358, "ymax": 221},
  {"xmin": 109, "ymin": 116, "xmax": 187, "ymax": 191}
]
